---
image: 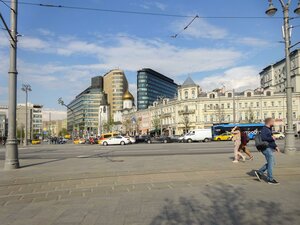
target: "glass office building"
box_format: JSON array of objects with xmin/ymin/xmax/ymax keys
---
[
  {"xmin": 67, "ymin": 76, "xmax": 106, "ymax": 136},
  {"xmin": 137, "ymin": 68, "xmax": 178, "ymax": 110}
]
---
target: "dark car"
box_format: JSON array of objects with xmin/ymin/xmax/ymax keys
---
[
  {"xmin": 135, "ymin": 135, "xmax": 151, "ymax": 143},
  {"xmin": 146, "ymin": 136, "xmax": 174, "ymax": 144}
]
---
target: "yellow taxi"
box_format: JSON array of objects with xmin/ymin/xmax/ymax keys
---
[
  {"xmin": 213, "ymin": 132, "xmax": 233, "ymax": 141},
  {"xmin": 31, "ymin": 139, "xmax": 41, "ymax": 145},
  {"xmin": 73, "ymin": 139, "xmax": 80, "ymax": 144},
  {"xmin": 64, "ymin": 134, "xmax": 71, "ymax": 139}
]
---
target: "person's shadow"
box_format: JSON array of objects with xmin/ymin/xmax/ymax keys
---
[{"xmin": 150, "ymin": 183, "xmax": 300, "ymax": 225}]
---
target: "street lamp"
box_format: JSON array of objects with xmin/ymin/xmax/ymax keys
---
[
  {"xmin": 21, "ymin": 84, "xmax": 31, "ymax": 146},
  {"xmin": 58, "ymin": 97, "xmax": 74, "ymax": 140},
  {"xmin": 265, "ymin": 0, "xmax": 299, "ymax": 154}
]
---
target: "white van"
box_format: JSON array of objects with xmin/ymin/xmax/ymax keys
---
[{"xmin": 183, "ymin": 129, "xmax": 212, "ymax": 143}]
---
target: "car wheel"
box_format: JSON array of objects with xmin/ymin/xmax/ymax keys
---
[
  {"xmin": 203, "ymin": 138, "xmax": 209, "ymax": 143},
  {"xmin": 163, "ymin": 139, "xmax": 168, "ymax": 144},
  {"xmin": 147, "ymin": 140, "xmax": 151, "ymax": 144},
  {"xmin": 120, "ymin": 141, "xmax": 125, "ymax": 145},
  {"xmin": 227, "ymin": 137, "xmax": 231, "ymax": 141},
  {"xmin": 217, "ymin": 138, "xmax": 221, "ymax": 141},
  {"xmin": 103, "ymin": 142, "xmax": 108, "ymax": 146},
  {"xmin": 279, "ymin": 136, "xmax": 284, "ymax": 140},
  {"xmin": 187, "ymin": 139, "xmax": 192, "ymax": 143}
]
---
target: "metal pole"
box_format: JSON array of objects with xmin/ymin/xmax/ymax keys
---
[
  {"xmin": 282, "ymin": 3, "xmax": 296, "ymax": 154},
  {"xmin": 4, "ymin": 0, "xmax": 19, "ymax": 169},
  {"xmin": 24, "ymin": 90, "xmax": 28, "ymax": 146},
  {"xmin": 232, "ymin": 89, "xmax": 236, "ymax": 123}
]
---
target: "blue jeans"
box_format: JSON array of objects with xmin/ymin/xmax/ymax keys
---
[{"xmin": 258, "ymin": 148, "xmax": 274, "ymax": 181}]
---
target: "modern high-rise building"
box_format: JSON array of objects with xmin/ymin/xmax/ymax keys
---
[
  {"xmin": 137, "ymin": 68, "xmax": 178, "ymax": 110},
  {"xmin": 103, "ymin": 69, "xmax": 129, "ymax": 116},
  {"xmin": 260, "ymin": 49, "xmax": 300, "ymax": 93},
  {"xmin": 67, "ymin": 76, "xmax": 106, "ymax": 136}
]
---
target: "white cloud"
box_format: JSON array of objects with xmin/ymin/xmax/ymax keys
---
[
  {"xmin": 19, "ymin": 36, "xmax": 49, "ymax": 50},
  {"xmin": 172, "ymin": 17, "xmax": 228, "ymax": 40},
  {"xmin": 236, "ymin": 37, "xmax": 270, "ymax": 47},
  {"xmin": 140, "ymin": 1, "xmax": 167, "ymax": 11},
  {"xmin": 199, "ymin": 66, "xmax": 260, "ymax": 91}
]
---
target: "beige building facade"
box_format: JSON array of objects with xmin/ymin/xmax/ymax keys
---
[
  {"xmin": 122, "ymin": 77, "xmax": 300, "ymax": 135},
  {"xmin": 103, "ymin": 69, "xmax": 129, "ymax": 117},
  {"xmin": 260, "ymin": 49, "xmax": 300, "ymax": 93}
]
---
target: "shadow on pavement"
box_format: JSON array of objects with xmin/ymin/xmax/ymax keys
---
[
  {"xmin": 20, "ymin": 158, "xmax": 66, "ymax": 168},
  {"xmin": 150, "ymin": 183, "xmax": 300, "ymax": 225}
]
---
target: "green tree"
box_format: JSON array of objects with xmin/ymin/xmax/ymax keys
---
[
  {"xmin": 59, "ymin": 128, "xmax": 68, "ymax": 137},
  {"xmin": 152, "ymin": 115, "xmax": 161, "ymax": 136},
  {"xmin": 103, "ymin": 118, "xmax": 115, "ymax": 133}
]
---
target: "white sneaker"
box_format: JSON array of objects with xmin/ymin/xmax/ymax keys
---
[{"xmin": 232, "ymin": 160, "xmax": 239, "ymax": 163}]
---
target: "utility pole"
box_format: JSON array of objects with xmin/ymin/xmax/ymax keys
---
[
  {"xmin": 232, "ymin": 89, "xmax": 236, "ymax": 124},
  {"xmin": 21, "ymin": 84, "xmax": 31, "ymax": 146},
  {"xmin": 4, "ymin": 0, "xmax": 19, "ymax": 170},
  {"xmin": 265, "ymin": 0, "xmax": 298, "ymax": 154}
]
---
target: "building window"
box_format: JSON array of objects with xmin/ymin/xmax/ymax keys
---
[
  {"xmin": 185, "ymin": 91, "xmax": 188, "ymax": 99},
  {"xmin": 266, "ymin": 91, "xmax": 271, "ymax": 96},
  {"xmin": 192, "ymin": 90, "xmax": 195, "ymax": 98},
  {"xmin": 247, "ymin": 92, "xmax": 251, "ymax": 97},
  {"xmin": 227, "ymin": 103, "xmax": 230, "ymax": 108},
  {"xmin": 228, "ymin": 93, "xmax": 233, "ymax": 98},
  {"xmin": 256, "ymin": 102, "xmax": 259, "ymax": 107},
  {"xmin": 210, "ymin": 93, "xmax": 215, "ymax": 99}
]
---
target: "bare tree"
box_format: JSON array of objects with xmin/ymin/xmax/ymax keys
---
[
  {"xmin": 181, "ymin": 114, "xmax": 190, "ymax": 134},
  {"xmin": 215, "ymin": 104, "xmax": 225, "ymax": 124},
  {"xmin": 246, "ymin": 107, "xmax": 255, "ymax": 123}
]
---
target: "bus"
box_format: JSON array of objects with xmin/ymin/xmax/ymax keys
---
[{"xmin": 212, "ymin": 123, "xmax": 264, "ymax": 140}]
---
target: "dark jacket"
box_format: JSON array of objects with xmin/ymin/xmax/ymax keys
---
[{"xmin": 261, "ymin": 126, "xmax": 277, "ymax": 149}]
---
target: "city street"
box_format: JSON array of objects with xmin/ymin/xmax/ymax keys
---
[{"xmin": 0, "ymin": 141, "xmax": 300, "ymax": 225}]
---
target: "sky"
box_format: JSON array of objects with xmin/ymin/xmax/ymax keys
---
[{"xmin": 0, "ymin": 0, "xmax": 300, "ymax": 118}]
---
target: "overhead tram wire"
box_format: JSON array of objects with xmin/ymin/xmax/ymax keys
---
[
  {"xmin": 2, "ymin": 1, "xmax": 290, "ymax": 19},
  {"xmin": 171, "ymin": 15, "xmax": 199, "ymax": 38}
]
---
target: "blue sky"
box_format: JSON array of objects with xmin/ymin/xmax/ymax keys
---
[{"xmin": 0, "ymin": 0, "xmax": 300, "ymax": 113}]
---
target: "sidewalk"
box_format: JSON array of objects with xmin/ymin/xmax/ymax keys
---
[{"xmin": 0, "ymin": 151, "xmax": 299, "ymax": 225}]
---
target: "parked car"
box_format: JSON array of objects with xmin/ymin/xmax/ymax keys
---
[
  {"xmin": 100, "ymin": 136, "xmax": 130, "ymax": 146},
  {"xmin": 183, "ymin": 129, "xmax": 212, "ymax": 143},
  {"xmin": 273, "ymin": 132, "xmax": 285, "ymax": 140},
  {"xmin": 145, "ymin": 135, "xmax": 176, "ymax": 144},
  {"xmin": 98, "ymin": 132, "xmax": 119, "ymax": 144},
  {"xmin": 135, "ymin": 135, "xmax": 151, "ymax": 143},
  {"xmin": 125, "ymin": 136, "xmax": 136, "ymax": 144},
  {"xmin": 213, "ymin": 132, "xmax": 233, "ymax": 141},
  {"xmin": 73, "ymin": 139, "xmax": 80, "ymax": 144}
]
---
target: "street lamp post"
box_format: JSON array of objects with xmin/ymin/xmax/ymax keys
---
[
  {"xmin": 58, "ymin": 97, "xmax": 74, "ymax": 140},
  {"xmin": 21, "ymin": 84, "xmax": 31, "ymax": 146},
  {"xmin": 265, "ymin": 0, "xmax": 300, "ymax": 154},
  {"xmin": 4, "ymin": 0, "xmax": 19, "ymax": 170}
]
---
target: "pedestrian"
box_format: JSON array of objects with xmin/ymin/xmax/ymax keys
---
[
  {"xmin": 231, "ymin": 126, "xmax": 246, "ymax": 163},
  {"xmin": 239, "ymin": 129, "xmax": 253, "ymax": 160},
  {"xmin": 255, "ymin": 118, "xmax": 280, "ymax": 185}
]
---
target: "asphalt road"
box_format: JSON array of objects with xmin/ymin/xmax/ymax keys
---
[{"xmin": 0, "ymin": 139, "xmax": 299, "ymax": 160}]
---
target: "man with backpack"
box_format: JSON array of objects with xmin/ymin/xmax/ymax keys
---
[{"xmin": 255, "ymin": 118, "xmax": 280, "ymax": 185}]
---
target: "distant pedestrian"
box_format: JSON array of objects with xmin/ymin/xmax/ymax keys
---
[
  {"xmin": 255, "ymin": 118, "xmax": 280, "ymax": 185},
  {"xmin": 239, "ymin": 130, "xmax": 253, "ymax": 160},
  {"xmin": 231, "ymin": 126, "xmax": 246, "ymax": 163}
]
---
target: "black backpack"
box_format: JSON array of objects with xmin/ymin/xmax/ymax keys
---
[{"xmin": 254, "ymin": 133, "xmax": 268, "ymax": 151}]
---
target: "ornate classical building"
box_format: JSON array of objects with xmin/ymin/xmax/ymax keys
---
[{"xmin": 122, "ymin": 77, "xmax": 300, "ymax": 135}]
